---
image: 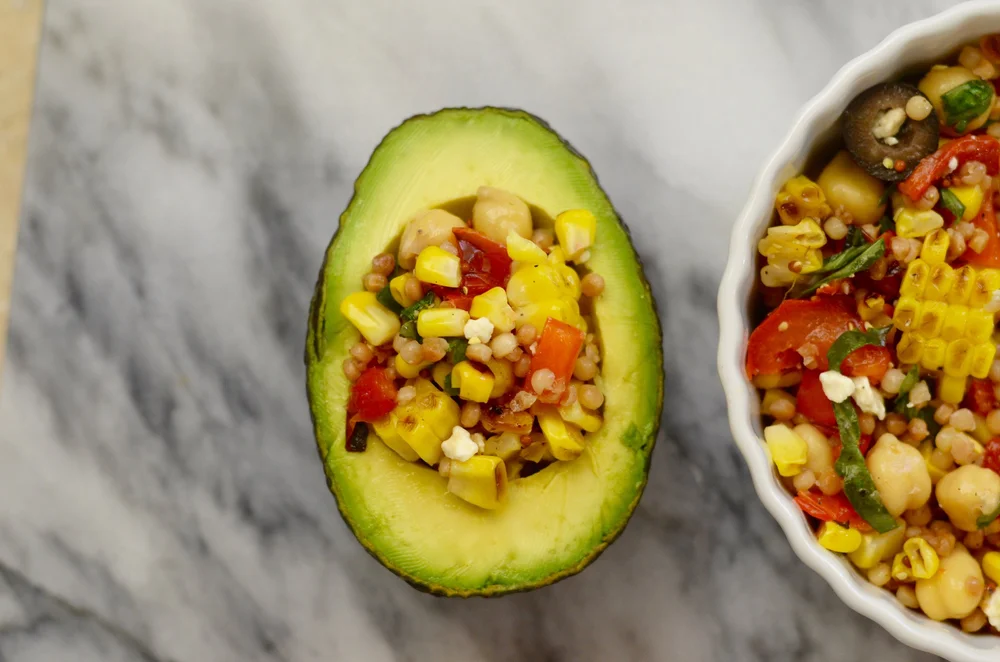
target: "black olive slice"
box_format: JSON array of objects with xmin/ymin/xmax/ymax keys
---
[{"xmin": 842, "ymin": 82, "xmax": 939, "ymax": 182}]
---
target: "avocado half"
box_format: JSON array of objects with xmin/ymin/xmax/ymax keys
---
[{"xmin": 306, "ymin": 107, "xmax": 663, "ymax": 596}]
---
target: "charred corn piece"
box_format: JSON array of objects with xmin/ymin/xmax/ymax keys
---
[
  {"xmin": 902, "ymin": 259, "xmax": 931, "ymax": 297},
  {"xmin": 414, "ymin": 246, "xmax": 462, "ymax": 287},
  {"xmin": 339, "ymin": 291, "xmax": 401, "ymax": 346},
  {"xmin": 891, "ymin": 552, "xmax": 915, "ymax": 582},
  {"xmin": 916, "ymin": 300, "xmax": 947, "ymax": 337},
  {"xmin": 516, "ymin": 298, "xmax": 584, "ymax": 332},
  {"xmin": 893, "ymin": 297, "xmax": 921, "ymax": 332},
  {"xmin": 389, "ymin": 274, "xmax": 418, "ymax": 307},
  {"xmin": 896, "ymin": 333, "xmax": 925, "ymax": 364},
  {"xmin": 941, "ymin": 306, "xmax": 968, "ymax": 341},
  {"xmin": 411, "ymin": 379, "xmax": 460, "ymax": 439},
  {"xmin": 763, "ymin": 424, "xmax": 807, "ymax": 477},
  {"xmin": 848, "ymin": 523, "xmax": 906, "ymax": 569},
  {"xmin": 417, "ymin": 307, "xmax": 470, "ymax": 338},
  {"xmin": 554, "ymin": 209, "xmax": 596, "ymax": 261},
  {"xmin": 971, "ymin": 342, "xmax": 997, "ymax": 379},
  {"xmin": 396, "ymin": 413, "xmax": 443, "ymax": 465},
  {"xmin": 557, "ymin": 400, "xmax": 603, "ymax": 432},
  {"xmin": 938, "ymin": 374, "xmax": 968, "ymax": 405},
  {"xmin": 921, "ymin": 338, "xmax": 947, "ymax": 371},
  {"xmin": 486, "ymin": 359, "xmax": 514, "ymax": 399},
  {"xmin": 904, "ymin": 538, "xmax": 940, "ymax": 579},
  {"xmin": 483, "ymin": 432, "xmax": 522, "ymax": 462},
  {"xmin": 451, "ymin": 361, "xmax": 495, "ymax": 403},
  {"xmin": 817, "ymin": 521, "xmax": 862, "ymax": 553},
  {"xmin": 920, "ymin": 230, "xmax": 950, "ymax": 265},
  {"xmin": 948, "ymin": 266, "xmax": 977, "ymax": 305},
  {"xmin": 948, "ymin": 185, "xmax": 984, "ymax": 221},
  {"xmin": 535, "ymin": 404, "xmax": 585, "ymax": 461},
  {"xmin": 470, "ymin": 287, "xmax": 516, "ymax": 333},
  {"xmin": 394, "ymin": 353, "xmax": 431, "ymax": 380},
  {"xmin": 944, "ymin": 338, "xmax": 974, "ymax": 377},
  {"xmin": 447, "ymin": 455, "xmax": 508, "ymax": 509},
  {"xmin": 372, "ymin": 412, "xmax": 421, "ymax": 462},
  {"xmin": 506, "ymin": 231, "xmax": 547, "ymax": 264},
  {"xmin": 971, "ymin": 269, "xmax": 1000, "ymax": 308},
  {"xmin": 895, "ymin": 208, "xmax": 944, "ymax": 238},
  {"xmin": 774, "ymin": 175, "xmax": 832, "ymax": 225},
  {"xmin": 919, "ymin": 440, "xmax": 949, "ymax": 484}
]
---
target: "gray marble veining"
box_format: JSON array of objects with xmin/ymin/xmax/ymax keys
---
[{"xmin": 0, "ymin": 1, "xmax": 970, "ymax": 660}]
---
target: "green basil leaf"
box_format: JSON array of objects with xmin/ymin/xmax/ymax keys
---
[
  {"xmin": 826, "ymin": 326, "xmax": 891, "ymax": 372},
  {"xmin": 376, "ymin": 285, "xmax": 403, "ymax": 314},
  {"xmin": 892, "ymin": 365, "xmax": 920, "ymax": 414},
  {"xmin": 978, "ymin": 502, "xmax": 1000, "ymax": 530},
  {"xmin": 442, "ymin": 373, "xmax": 459, "ymax": 396},
  {"xmin": 818, "ymin": 244, "xmax": 868, "ymax": 274},
  {"xmin": 400, "ymin": 291, "xmax": 435, "ymax": 322},
  {"xmin": 878, "ymin": 215, "xmax": 895, "ymax": 234},
  {"xmin": 941, "ymin": 79, "xmax": 994, "ymax": 133},
  {"xmin": 939, "ymin": 188, "xmax": 966, "ymax": 221},
  {"xmin": 797, "ymin": 239, "xmax": 885, "ymax": 297},
  {"xmin": 398, "ymin": 320, "xmax": 421, "ymax": 341},
  {"xmin": 833, "ymin": 401, "xmax": 899, "ymax": 534},
  {"xmin": 845, "ymin": 226, "xmax": 867, "ymax": 249},
  {"xmin": 447, "ymin": 338, "xmax": 468, "ymax": 364}
]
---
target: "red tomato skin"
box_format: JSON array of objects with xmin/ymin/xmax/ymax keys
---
[
  {"xmin": 962, "ymin": 190, "xmax": 1000, "ymax": 268},
  {"xmin": 965, "ymin": 378, "xmax": 999, "ymax": 417},
  {"xmin": 746, "ymin": 297, "xmax": 859, "ymax": 377},
  {"xmin": 348, "ymin": 367, "xmax": 398, "ymax": 422},
  {"xmin": 452, "ymin": 227, "xmax": 512, "ymax": 295},
  {"xmin": 793, "ymin": 490, "xmax": 871, "ymax": 531},
  {"xmin": 984, "ymin": 439, "xmax": 1000, "ymax": 474},
  {"xmin": 841, "ymin": 346, "xmax": 892, "ymax": 384},
  {"xmin": 796, "ymin": 370, "xmax": 837, "ymax": 427},
  {"xmin": 899, "ymin": 135, "xmax": 1000, "ymax": 201}
]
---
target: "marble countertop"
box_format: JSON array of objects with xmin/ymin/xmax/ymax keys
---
[{"xmin": 0, "ymin": 1, "xmax": 973, "ymax": 660}]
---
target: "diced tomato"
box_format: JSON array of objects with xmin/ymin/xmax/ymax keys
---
[
  {"xmin": 526, "ymin": 318, "xmax": 585, "ymax": 403},
  {"xmin": 841, "ymin": 345, "xmax": 892, "ymax": 384},
  {"xmin": 899, "ymin": 135, "xmax": 1000, "ymax": 201},
  {"xmin": 745, "ymin": 297, "xmax": 860, "ymax": 377},
  {"xmin": 984, "ymin": 439, "xmax": 1000, "ymax": 474},
  {"xmin": 830, "ymin": 428, "xmax": 873, "ymax": 462},
  {"xmin": 347, "ymin": 367, "xmax": 397, "ymax": 422},
  {"xmin": 961, "ymin": 190, "xmax": 1000, "ymax": 267},
  {"xmin": 794, "ymin": 490, "xmax": 872, "ymax": 532},
  {"xmin": 796, "ymin": 370, "xmax": 836, "ymax": 427},
  {"xmin": 452, "ymin": 227, "xmax": 512, "ymax": 295},
  {"xmin": 427, "ymin": 287, "xmax": 474, "ymax": 310},
  {"xmin": 965, "ymin": 378, "xmax": 999, "ymax": 417}
]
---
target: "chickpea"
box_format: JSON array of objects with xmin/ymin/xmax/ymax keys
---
[
  {"xmin": 865, "ymin": 434, "xmax": 932, "ymax": 517},
  {"xmin": 816, "ymin": 151, "xmax": 886, "ymax": 226},
  {"xmin": 919, "ymin": 66, "xmax": 994, "ymax": 135},
  {"xmin": 793, "ymin": 423, "xmax": 834, "ymax": 477},
  {"xmin": 472, "ymin": 186, "xmax": 532, "ymax": 244},
  {"xmin": 397, "ymin": 209, "xmax": 465, "ymax": 269},
  {"xmin": 915, "ymin": 546, "xmax": 984, "ymax": 621},
  {"xmin": 935, "ymin": 465, "xmax": 1000, "ymax": 532}
]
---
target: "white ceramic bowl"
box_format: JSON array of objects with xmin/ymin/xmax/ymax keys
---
[{"xmin": 718, "ymin": 3, "xmax": 1000, "ymax": 660}]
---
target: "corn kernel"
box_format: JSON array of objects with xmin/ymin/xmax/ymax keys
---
[
  {"xmin": 924, "ymin": 263, "xmax": 955, "ymax": 301},
  {"xmin": 389, "ymin": 274, "xmax": 417, "ymax": 307},
  {"xmin": 536, "ymin": 404, "xmax": 585, "ymax": 461},
  {"xmin": 372, "ymin": 412, "xmax": 421, "ymax": 462},
  {"xmin": 339, "ymin": 291, "xmax": 402, "ymax": 346},
  {"xmin": 556, "ymin": 264, "xmax": 582, "ymax": 299},
  {"xmin": 506, "ymin": 264, "xmax": 565, "ymax": 307},
  {"xmin": 775, "ymin": 175, "xmax": 832, "ymax": 225},
  {"xmin": 486, "ymin": 359, "xmax": 514, "ymax": 399},
  {"xmin": 817, "ymin": 521, "xmax": 863, "ymax": 553},
  {"xmin": 893, "ymin": 297, "xmax": 921, "ymax": 332},
  {"xmin": 411, "ymin": 379, "xmax": 461, "ymax": 439},
  {"xmin": 557, "ymin": 400, "xmax": 603, "ymax": 432},
  {"xmin": 417, "ymin": 308, "xmax": 470, "ymax": 338},
  {"xmin": 848, "ymin": 524, "xmax": 906, "ymax": 569},
  {"xmin": 891, "ymin": 552, "xmax": 915, "ymax": 582},
  {"xmin": 469, "ymin": 287, "xmax": 516, "ymax": 333},
  {"xmin": 921, "ymin": 338, "xmax": 948, "ymax": 371},
  {"xmin": 431, "ymin": 362, "xmax": 451, "ymax": 390},
  {"xmin": 948, "ymin": 266, "xmax": 977, "ymax": 305},
  {"xmin": 983, "ymin": 551, "xmax": 1000, "ymax": 584},
  {"xmin": 506, "ymin": 231, "xmax": 547, "ymax": 264},
  {"xmin": 920, "ymin": 440, "xmax": 949, "ymax": 484},
  {"xmin": 901, "ymin": 259, "xmax": 931, "ymax": 297},
  {"xmin": 896, "ymin": 333, "xmax": 925, "ymax": 364},
  {"xmin": 554, "ymin": 209, "xmax": 596, "ymax": 261},
  {"xmin": 764, "ymin": 424, "xmax": 807, "ymax": 477},
  {"xmin": 920, "ymin": 230, "xmax": 950, "ymax": 265},
  {"xmin": 447, "ymin": 455, "xmax": 507, "ymax": 509},
  {"xmin": 451, "ymin": 361, "xmax": 495, "ymax": 403},
  {"xmin": 516, "ymin": 298, "xmax": 584, "ymax": 332},
  {"xmin": 948, "ymin": 185, "xmax": 984, "ymax": 221},
  {"xmin": 965, "ymin": 310, "xmax": 994, "ymax": 343},
  {"xmin": 903, "ymin": 537, "xmax": 940, "ymax": 579},
  {"xmin": 760, "ymin": 218, "xmax": 827, "ymax": 251},
  {"xmin": 397, "ymin": 414, "xmax": 443, "ymax": 465},
  {"xmin": 971, "ymin": 269, "xmax": 1000, "ymax": 308},
  {"xmin": 414, "ymin": 246, "xmax": 462, "ymax": 287},
  {"xmin": 895, "ymin": 208, "xmax": 944, "ymax": 238},
  {"xmin": 971, "ymin": 342, "xmax": 998, "ymax": 379},
  {"xmin": 939, "ymin": 374, "xmax": 967, "ymax": 404},
  {"xmin": 916, "ymin": 300, "xmax": 947, "ymax": 338},
  {"xmin": 944, "ymin": 338, "xmax": 974, "ymax": 377},
  {"xmin": 941, "ymin": 305, "xmax": 969, "ymax": 341},
  {"xmin": 395, "ymin": 353, "xmax": 431, "ymax": 379}
]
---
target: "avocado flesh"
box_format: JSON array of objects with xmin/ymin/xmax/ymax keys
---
[{"xmin": 306, "ymin": 108, "xmax": 663, "ymax": 596}]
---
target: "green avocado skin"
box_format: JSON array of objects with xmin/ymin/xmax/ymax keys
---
[{"xmin": 305, "ymin": 107, "xmax": 664, "ymax": 597}]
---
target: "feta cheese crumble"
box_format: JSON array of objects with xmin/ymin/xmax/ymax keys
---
[
  {"xmin": 441, "ymin": 426, "xmax": 479, "ymax": 462},
  {"xmin": 464, "ymin": 317, "xmax": 494, "ymax": 344},
  {"xmin": 820, "ymin": 370, "xmax": 856, "ymax": 403},
  {"xmin": 851, "ymin": 376, "xmax": 886, "ymax": 420}
]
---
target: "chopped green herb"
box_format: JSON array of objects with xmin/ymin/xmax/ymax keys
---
[
  {"xmin": 826, "ymin": 326, "xmax": 891, "ymax": 372},
  {"xmin": 832, "ymin": 401, "xmax": 899, "ymax": 533},
  {"xmin": 376, "ymin": 285, "xmax": 403, "ymax": 314},
  {"xmin": 844, "ymin": 226, "xmax": 867, "ymax": 249},
  {"xmin": 878, "ymin": 183, "xmax": 896, "ymax": 208},
  {"xmin": 796, "ymin": 239, "xmax": 885, "ymax": 298},
  {"xmin": 941, "ymin": 79, "xmax": 994, "ymax": 133},
  {"xmin": 878, "ymin": 215, "xmax": 895, "ymax": 234},
  {"xmin": 447, "ymin": 338, "xmax": 468, "ymax": 364},
  {"xmin": 442, "ymin": 373, "xmax": 459, "ymax": 396},
  {"xmin": 892, "ymin": 365, "xmax": 920, "ymax": 414},
  {"xmin": 939, "ymin": 188, "xmax": 966, "ymax": 222},
  {"xmin": 400, "ymin": 291, "xmax": 435, "ymax": 322},
  {"xmin": 398, "ymin": 320, "xmax": 421, "ymax": 341},
  {"xmin": 978, "ymin": 502, "xmax": 1000, "ymax": 530}
]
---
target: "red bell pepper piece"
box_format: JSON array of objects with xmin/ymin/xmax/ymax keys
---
[
  {"xmin": 347, "ymin": 367, "xmax": 398, "ymax": 422},
  {"xmin": 526, "ymin": 318, "xmax": 585, "ymax": 403},
  {"xmin": 983, "ymin": 439, "xmax": 1000, "ymax": 475},
  {"xmin": 899, "ymin": 135, "xmax": 1000, "ymax": 201},
  {"xmin": 745, "ymin": 297, "xmax": 860, "ymax": 377},
  {"xmin": 793, "ymin": 490, "xmax": 872, "ymax": 532},
  {"xmin": 965, "ymin": 378, "xmax": 999, "ymax": 417},
  {"xmin": 841, "ymin": 345, "xmax": 892, "ymax": 383},
  {"xmin": 961, "ymin": 190, "xmax": 1000, "ymax": 267},
  {"xmin": 796, "ymin": 370, "xmax": 837, "ymax": 427}
]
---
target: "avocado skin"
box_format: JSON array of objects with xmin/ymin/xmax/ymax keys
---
[{"xmin": 304, "ymin": 107, "xmax": 663, "ymax": 597}]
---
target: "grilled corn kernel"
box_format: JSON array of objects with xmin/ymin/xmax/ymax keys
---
[
  {"xmin": 447, "ymin": 454, "xmax": 507, "ymax": 509},
  {"xmin": 895, "ymin": 208, "xmax": 945, "ymax": 239},
  {"xmin": 396, "ymin": 413, "xmax": 443, "ymax": 465},
  {"xmin": 921, "ymin": 338, "xmax": 948, "ymax": 371},
  {"xmin": 894, "ymin": 297, "xmax": 921, "ymax": 332},
  {"xmin": 417, "ymin": 308, "xmax": 470, "ymax": 338},
  {"xmin": 925, "ymin": 263, "xmax": 956, "ymax": 301},
  {"xmin": 941, "ymin": 306, "xmax": 969, "ymax": 341},
  {"xmin": 920, "ymin": 230, "xmax": 951, "ymax": 265},
  {"xmin": 554, "ymin": 209, "xmax": 596, "ymax": 261},
  {"xmin": 558, "ymin": 400, "xmax": 603, "ymax": 432},
  {"xmin": 431, "ymin": 362, "xmax": 451, "ymax": 390},
  {"xmin": 486, "ymin": 359, "xmax": 514, "ymax": 399},
  {"xmin": 760, "ymin": 264, "xmax": 796, "ymax": 288},
  {"xmin": 372, "ymin": 412, "xmax": 421, "ymax": 462},
  {"xmin": 536, "ymin": 404, "xmax": 585, "ymax": 461},
  {"xmin": 944, "ymin": 338, "xmax": 974, "ymax": 377},
  {"xmin": 557, "ymin": 264, "xmax": 582, "ymax": 300},
  {"xmin": 451, "ymin": 361, "xmax": 494, "ymax": 403},
  {"xmin": 892, "ymin": 552, "xmax": 916, "ymax": 582},
  {"xmin": 948, "ymin": 185, "xmax": 984, "ymax": 221},
  {"xmin": 759, "ymin": 218, "xmax": 827, "ymax": 252},
  {"xmin": 859, "ymin": 295, "xmax": 888, "ymax": 323},
  {"xmin": 547, "ymin": 245, "xmax": 566, "ymax": 266},
  {"xmin": 939, "ymin": 374, "xmax": 968, "ymax": 405},
  {"xmin": 965, "ymin": 310, "xmax": 994, "ymax": 343},
  {"xmin": 764, "ymin": 424, "xmax": 808, "ymax": 477},
  {"xmin": 506, "ymin": 230, "xmax": 547, "ymax": 264},
  {"xmin": 411, "ymin": 379, "xmax": 461, "ymax": 439},
  {"xmin": 971, "ymin": 269, "xmax": 1000, "ymax": 308},
  {"xmin": 414, "ymin": 246, "xmax": 462, "ymax": 287},
  {"xmin": 902, "ymin": 259, "xmax": 932, "ymax": 297},
  {"xmin": 775, "ymin": 175, "xmax": 832, "ymax": 225},
  {"xmin": 394, "ymin": 353, "xmax": 432, "ymax": 379},
  {"xmin": 948, "ymin": 266, "xmax": 977, "ymax": 305},
  {"xmin": 817, "ymin": 521, "xmax": 863, "ymax": 553},
  {"xmin": 483, "ymin": 432, "xmax": 522, "ymax": 462},
  {"xmin": 470, "ymin": 287, "xmax": 516, "ymax": 333},
  {"xmin": 904, "ymin": 538, "xmax": 940, "ymax": 579},
  {"xmin": 848, "ymin": 523, "xmax": 906, "ymax": 569},
  {"xmin": 897, "ymin": 333, "xmax": 925, "ymax": 364},
  {"xmin": 971, "ymin": 342, "xmax": 998, "ymax": 379},
  {"xmin": 916, "ymin": 300, "xmax": 947, "ymax": 337},
  {"xmin": 339, "ymin": 291, "xmax": 402, "ymax": 346},
  {"xmin": 920, "ymin": 440, "xmax": 949, "ymax": 484},
  {"xmin": 982, "ymin": 551, "xmax": 1000, "ymax": 584},
  {"xmin": 389, "ymin": 274, "xmax": 418, "ymax": 307}
]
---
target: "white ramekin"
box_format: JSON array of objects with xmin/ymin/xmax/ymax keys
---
[{"xmin": 718, "ymin": 2, "xmax": 1000, "ymax": 660}]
